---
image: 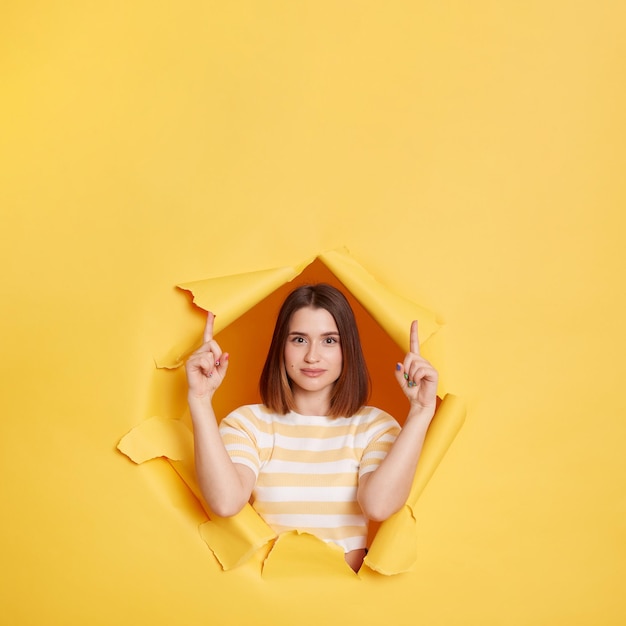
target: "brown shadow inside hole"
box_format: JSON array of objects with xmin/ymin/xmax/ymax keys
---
[{"xmin": 208, "ymin": 258, "xmax": 412, "ymax": 546}]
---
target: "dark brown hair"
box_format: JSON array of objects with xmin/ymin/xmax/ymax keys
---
[{"xmin": 260, "ymin": 283, "xmax": 370, "ymax": 417}]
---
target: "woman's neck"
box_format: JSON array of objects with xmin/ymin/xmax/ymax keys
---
[{"xmin": 292, "ymin": 390, "xmax": 331, "ymax": 416}]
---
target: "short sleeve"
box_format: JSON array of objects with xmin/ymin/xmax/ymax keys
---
[
  {"xmin": 359, "ymin": 410, "xmax": 401, "ymax": 478},
  {"xmin": 219, "ymin": 408, "xmax": 261, "ymax": 478}
]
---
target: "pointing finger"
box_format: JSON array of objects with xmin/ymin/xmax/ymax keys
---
[
  {"xmin": 203, "ymin": 311, "xmax": 215, "ymax": 344},
  {"xmin": 410, "ymin": 320, "xmax": 420, "ymax": 355}
]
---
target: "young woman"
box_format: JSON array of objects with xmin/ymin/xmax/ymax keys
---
[{"xmin": 186, "ymin": 283, "xmax": 438, "ymax": 572}]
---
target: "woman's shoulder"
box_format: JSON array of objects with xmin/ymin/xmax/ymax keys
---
[
  {"xmin": 224, "ymin": 403, "xmax": 282, "ymax": 423},
  {"xmin": 353, "ymin": 405, "xmax": 400, "ymax": 426},
  {"xmin": 220, "ymin": 404, "xmax": 281, "ymax": 437}
]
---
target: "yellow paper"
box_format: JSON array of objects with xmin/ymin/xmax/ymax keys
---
[
  {"xmin": 6, "ymin": 3, "xmax": 622, "ymax": 622},
  {"xmin": 261, "ymin": 531, "xmax": 353, "ymax": 578},
  {"xmin": 117, "ymin": 416, "xmax": 193, "ymax": 464},
  {"xmin": 198, "ymin": 512, "xmax": 277, "ymax": 571}
]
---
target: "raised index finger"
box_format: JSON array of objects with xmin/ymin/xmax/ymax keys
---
[
  {"xmin": 203, "ymin": 311, "xmax": 215, "ymax": 343},
  {"xmin": 410, "ymin": 320, "xmax": 420, "ymax": 355}
]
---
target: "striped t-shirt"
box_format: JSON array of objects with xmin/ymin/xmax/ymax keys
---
[{"xmin": 219, "ymin": 404, "xmax": 401, "ymax": 553}]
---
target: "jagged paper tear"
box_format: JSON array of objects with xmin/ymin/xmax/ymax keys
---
[{"xmin": 157, "ymin": 248, "xmax": 441, "ymax": 369}]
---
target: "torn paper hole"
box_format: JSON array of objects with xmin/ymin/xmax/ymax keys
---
[{"xmin": 118, "ymin": 248, "xmax": 465, "ymax": 575}]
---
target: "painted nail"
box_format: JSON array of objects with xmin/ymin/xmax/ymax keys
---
[
  {"xmin": 404, "ymin": 372, "xmax": 409, "ymax": 380},
  {"xmin": 396, "ymin": 363, "xmax": 402, "ymax": 371}
]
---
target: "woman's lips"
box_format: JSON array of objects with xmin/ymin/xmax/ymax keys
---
[{"xmin": 300, "ymin": 369, "xmax": 326, "ymax": 377}]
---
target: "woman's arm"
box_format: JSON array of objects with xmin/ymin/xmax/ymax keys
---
[
  {"xmin": 186, "ymin": 312, "xmax": 256, "ymax": 517},
  {"xmin": 357, "ymin": 320, "xmax": 438, "ymax": 521}
]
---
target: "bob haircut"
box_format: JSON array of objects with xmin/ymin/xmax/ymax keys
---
[{"xmin": 260, "ymin": 283, "xmax": 370, "ymax": 417}]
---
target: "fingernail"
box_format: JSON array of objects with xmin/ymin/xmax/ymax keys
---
[
  {"xmin": 404, "ymin": 372, "xmax": 409, "ymax": 380},
  {"xmin": 396, "ymin": 363, "xmax": 402, "ymax": 371},
  {"xmin": 215, "ymin": 360, "xmax": 220, "ymax": 367}
]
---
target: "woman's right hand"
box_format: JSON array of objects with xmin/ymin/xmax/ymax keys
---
[{"xmin": 185, "ymin": 312, "xmax": 229, "ymax": 400}]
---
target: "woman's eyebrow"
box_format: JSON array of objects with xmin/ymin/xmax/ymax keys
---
[{"xmin": 287, "ymin": 331, "xmax": 340, "ymax": 336}]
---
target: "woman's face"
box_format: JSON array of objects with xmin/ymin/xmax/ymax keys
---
[{"xmin": 283, "ymin": 306, "xmax": 343, "ymax": 399}]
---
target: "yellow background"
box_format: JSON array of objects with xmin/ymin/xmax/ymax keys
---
[{"xmin": 1, "ymin": 2, "xmax": 625, "ymax": 624}]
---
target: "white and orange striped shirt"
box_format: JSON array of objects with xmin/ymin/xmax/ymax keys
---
[{"xmin": 219, "ymin": 404, "xmax": 401, "ymax": 553}]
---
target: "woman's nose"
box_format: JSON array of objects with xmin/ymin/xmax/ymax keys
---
[{"xmin": 304, "ymin": 344, "xmax": 319, "ymax": 362}]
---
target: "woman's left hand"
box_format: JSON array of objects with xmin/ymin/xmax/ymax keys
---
[{"xmin": 395, "ymin": 320, "xmax": 438, "ymax": 412}]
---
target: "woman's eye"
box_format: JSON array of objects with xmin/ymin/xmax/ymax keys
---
[
  {"xmin": 324, "ymin": 336, "xmax": 338, "ymax": 344},
  {"xmin": 293, "ymin": 336, "xmax": 306, "ymax": 343}
]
